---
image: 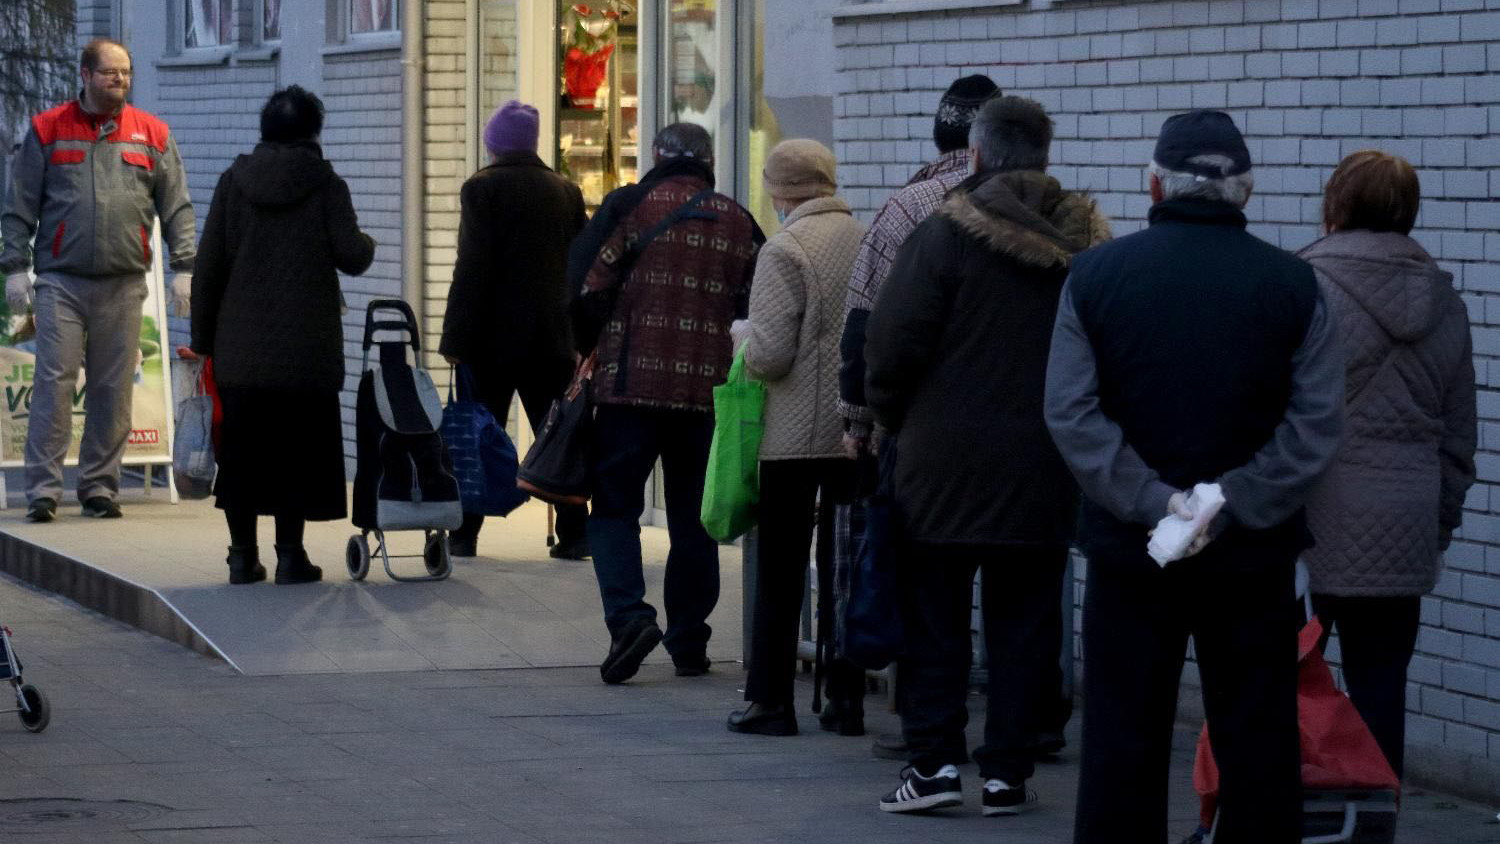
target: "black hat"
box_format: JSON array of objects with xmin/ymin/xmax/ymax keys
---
[
  {"xmin": 934, "ymin": 75, "xmax": 1000, "ymax": 153},
  {"xmin": 1153, "ymin": 110, "xmax": 1251, "ymax": 178}
]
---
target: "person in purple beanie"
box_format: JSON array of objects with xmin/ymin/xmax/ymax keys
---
[{"xmin": 440, "ymin": 100, "xmax": 591, "ymax": 560}]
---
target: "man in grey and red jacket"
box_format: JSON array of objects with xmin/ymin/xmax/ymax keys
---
[{"xmin": 1, "ymin": 38, "xmax": 196, "ymax": 522}]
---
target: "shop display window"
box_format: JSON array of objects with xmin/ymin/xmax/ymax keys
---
[{"xmin": 557, "ymin": 1, "xmax": 638, "ymax": 209}]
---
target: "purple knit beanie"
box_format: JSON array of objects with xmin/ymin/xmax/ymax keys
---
[{"xmin": 484, "ymin": 100, "xmax": 539, "ymax": 156}]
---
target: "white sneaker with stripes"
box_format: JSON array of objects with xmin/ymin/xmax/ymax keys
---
[{"xmin": 878, "ymin": 764, "xmax": 963, "ymax": 813}]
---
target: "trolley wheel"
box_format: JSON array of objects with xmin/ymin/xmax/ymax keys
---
[
  {"xmin": 423, "ymin": 533, "xmax": 451, "ymax": 578},
  {"xmin": 18, "ymin": 684, "xmax": 49, "ymax": 733},
  {"xmin": 346, "ymin": 534, "xmax": 371, "ymax": 581}
]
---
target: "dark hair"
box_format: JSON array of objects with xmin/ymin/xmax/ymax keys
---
[
  {"xmin": 1322, "ymin": 150, "xmax": 1421, "ymax": 235},
  {"xmin": 969, "ymin": 96, "xmax": 1053, "ymax": 173},
  {"xmin": 653, "ymin": 122, "xmax": 714, "ymax": 163},
  {"xmin": 260, "ymin": 85, "xmax": 325, "ymax": 143},
  {"xmin": 80, "ymin": 38, "xmax": 130, "ymax": 73}
]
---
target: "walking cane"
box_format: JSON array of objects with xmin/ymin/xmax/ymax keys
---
[{"xmin": 546, "ymin": 504, "xmax": 556, "ymax": 547}]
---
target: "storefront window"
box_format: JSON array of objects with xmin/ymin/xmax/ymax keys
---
[
  {"xmin": 479, "ymin": 0, "xmax": 522, "ymax": 125},
  {"xmin": 184, "ymin": 0, "xmax": 232, "ymax": 48},
  {"xmin": 746, "ymin": 0, "xmax": 780, "ymax": 232},
  {"xmin": 558, "ymin": 1, "xmax": 639, "ymax": 209}
]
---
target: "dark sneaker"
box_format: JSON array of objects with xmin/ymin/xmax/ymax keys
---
[
  {"xmin": 25, "ymin": 498, "xmax": 56, "ymax": 523},
  {"xmin": 80, "ymin": 497, "xmax": 122, "ymax": 519},
  {"xmin": 448, "ymin": 536, "xmax": 478, "ymax": 558},
  {"xmin": 599, "ymin": 617, "xmax": 662, "ymax": 684},
  {"xmin": 1029, "ymin": 731, "xmax": 1066, "ymax": 760},
  {"xmin": 673, "ymin": 653, "xmax": 712, "ymax": 677},
  {"xmin": 549, "ymin": 537, "xmax": 591, "ymax": 560},
  {"xmin": 879, "ymin": 765, "xmax": 963, "ymax": 814},
  {"xmin": 871, "ymin": 732, "xmax": 908, "ymax": 760},
  {"xmin": 818, "ymin": 700, "xmax": 865, "ymax": 736},
  {"xmin": 726, "ymin": 702, "xmax": 798, "ymax": 736},
  {"xmin": 981, "ymin": 779, "xmax": 1037, "ymax": 817}
]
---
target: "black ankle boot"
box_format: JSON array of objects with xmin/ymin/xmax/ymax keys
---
[
  {"xmin": 227, "ymin": 545, "xmax": 266, "ymax": 585},
  {"xmin": 818, "ymin": 698, "xmax": 866, "ymax": 737},
  {"xmin": 273, "ymin": 545, "xmax": 322, "ymax": 585}
]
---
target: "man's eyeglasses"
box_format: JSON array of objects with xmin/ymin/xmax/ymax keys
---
[{"xmin": 89, "ymin": 69, "xmax": 132, "ymax": 80}]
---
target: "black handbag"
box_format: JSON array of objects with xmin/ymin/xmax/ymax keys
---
[{"xmin": 516, "ymin": 352, "xmax": 596, "ymax": 505}]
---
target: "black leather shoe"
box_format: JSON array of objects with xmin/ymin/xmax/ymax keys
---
[
  {"xmin": 549, "ymin": 537, "xmax": 591, "ymax": 560},
  {"xmin": 727, "ymin": 702, "xmax": 798, "ymax": 736},
  {"xmin": 673, "ymin": 653, "xmax": 712, "ymax": 677},
  {"xmin": 449, "ymin": 536, "xmax": 478, "ymax": 558},
  {"xmin": 600, "ymin": 617, "xmax": 662, "ymax": 684}
]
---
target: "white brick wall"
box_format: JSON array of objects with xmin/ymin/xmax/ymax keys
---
[{"xmin": 836, "ymin": 0, "xmax": 1500, "ymax": 800}]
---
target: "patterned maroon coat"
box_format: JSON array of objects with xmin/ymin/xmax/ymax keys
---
[{"xmin": 580, "ymin": 174, "xmax": 759, "ymax": 411}]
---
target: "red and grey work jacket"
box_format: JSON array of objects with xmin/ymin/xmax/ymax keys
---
[{"xmin": 0, "ymin": 99, "xmax": 196, "ymax": 279}]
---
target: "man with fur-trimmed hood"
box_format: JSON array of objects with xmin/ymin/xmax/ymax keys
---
[{"xmin": 864, "ymin": 96, "xmax": 1110, "ymax": 817}]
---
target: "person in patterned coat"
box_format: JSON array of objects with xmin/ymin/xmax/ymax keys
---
[{"xmin": 571, "ymin": 123, "xmax": 762, "ymax": 685}]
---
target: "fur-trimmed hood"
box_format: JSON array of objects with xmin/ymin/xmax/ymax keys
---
[{"xmin": 939, "ymin": 169, "xmax": 1110, "ymax": 269}]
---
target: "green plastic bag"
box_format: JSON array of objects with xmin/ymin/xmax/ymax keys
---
[{"xmin": 701, "ymin": 348, "xmax": 765, "ymax": 541}]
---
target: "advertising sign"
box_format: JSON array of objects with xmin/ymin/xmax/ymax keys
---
[{"xmin": 0, "ymin": 225, "xmax": 174, "ymax": 467}]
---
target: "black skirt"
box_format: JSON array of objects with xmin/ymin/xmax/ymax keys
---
[{"xmin": 213, "ymin": 386, "xmax": 347, "ymax": 521}]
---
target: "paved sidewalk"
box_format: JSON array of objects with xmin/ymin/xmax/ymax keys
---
[
  {"xmin": 0, "ymin": 497, "xmax": 742, "ymax": 675},
  {"xmin": 2, "ymin": 576, "xmax": 1497, "ymax": 844}
]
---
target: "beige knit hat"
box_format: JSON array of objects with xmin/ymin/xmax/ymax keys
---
[{"xmin": 763, "ymin": 139, "xmax": 837, "ymax": 201}]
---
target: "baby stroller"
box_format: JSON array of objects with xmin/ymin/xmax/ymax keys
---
[
  {"xmin": 347, "ymin": 299, "xmax": 464, "ymax": 582},
  {"xmin": 1, "ymin": 618, "xmax": 50, "ymax": 733},
  {"xmin": 1182, "ymin": 565, "xmax": 1400, "ymax": 844}
]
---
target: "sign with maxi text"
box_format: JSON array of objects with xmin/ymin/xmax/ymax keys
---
[{"xmin": 0, "ymin": 224, "xmax": 174, "ymax": 468}]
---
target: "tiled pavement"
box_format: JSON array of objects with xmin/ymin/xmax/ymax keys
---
[
  {"xmin": 0, "ymin": 497, "xmax": 742, "ymax": 675},
  {"xmin": 2, "ymin": 573, "xmax": 1498, "ymax": 843}
]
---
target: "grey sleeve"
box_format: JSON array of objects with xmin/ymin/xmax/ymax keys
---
[
  {"xmin": 0, "ymin": 126, "xmax": 45, "ymax": 275},
  {"xmin": 154, "ymin": 134, "xmax": 197, "ymax": 272},
  {"xmin": 1216, "ymin": 293, "xmax": 1345, "ymax": 529},
  {"xmin": 1043, "ymin": 280, "xmax": 1178, "ymax": 526}
]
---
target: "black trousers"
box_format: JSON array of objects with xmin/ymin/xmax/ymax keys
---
[
  {"xmin": 452, "ymin": 362, "xmax": 586, "ymax": 545},
  {"xmin": 897, "ymin": 542, "xmax": 1067, "ymax": 784},
  {"xmin": 1074, "ymin": 540, "xmax": 1302, "ymax": 844},
  {"xmin": 745, "ymin": 458, "xmax": 863, "ymax": 706},
  {"xmin": 1312, "ymin": 593, "xmax": 1421, "ymax": 779}
]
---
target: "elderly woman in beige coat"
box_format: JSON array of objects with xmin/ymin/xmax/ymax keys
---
[{"xmin": 727, "ymin": 140, "xmax": 867, "ymax": 737}]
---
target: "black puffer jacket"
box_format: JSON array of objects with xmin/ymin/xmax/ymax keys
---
[
  {"xmin": 865, "ymin": 169, "xmax": 1109, "ymax": 547},
  {"xmin": 191, "ymin": 141, "xmax": 374, "ymax": 391}
]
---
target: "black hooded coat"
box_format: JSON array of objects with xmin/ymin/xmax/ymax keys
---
[{"xmin": 192, "ymin": 141, "xmax": 375, "ymax": 391}]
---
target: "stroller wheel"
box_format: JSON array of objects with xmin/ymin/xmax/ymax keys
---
[
  {"xmin": 346, "ymin": 534, "xmax": 371, "ymax": 581},
  {"xmin": 18, "ymin": 684, "xmax": 49, "ymax": 733},
  {"xmin": 423, "ymin": 533, "xmax": 452, "ymax": 578}
]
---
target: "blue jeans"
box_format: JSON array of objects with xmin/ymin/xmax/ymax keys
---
[{"xmin": 588, "ymin": 404, "xmax": 718, "ymax": 658}]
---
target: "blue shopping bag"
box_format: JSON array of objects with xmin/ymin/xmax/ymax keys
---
[{"xmin": 440, "ymin": 365, "xmax": 529, "ymax": 517}]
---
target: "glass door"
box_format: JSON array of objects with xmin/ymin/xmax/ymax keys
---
[{"xmin": 660, "ymin": 0, "xmax": 737, "ymax": 196}]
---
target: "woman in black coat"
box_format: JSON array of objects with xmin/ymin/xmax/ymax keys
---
[{"xmin": 191, "ymin": 86, "xmax": 375, "ymax": 585}]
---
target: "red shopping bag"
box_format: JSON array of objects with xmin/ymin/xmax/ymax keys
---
[{"xmin": 1193, "ymin": 616, "xmax": 1400, "ymax": 828}]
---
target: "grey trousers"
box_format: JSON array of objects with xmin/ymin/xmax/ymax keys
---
[{"xmin": 26, "ymin": 272, "xmax": 148, "ymax": 504}]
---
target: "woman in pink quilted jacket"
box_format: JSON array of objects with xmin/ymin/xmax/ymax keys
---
[{"xmin": 1298, "ymin": 150, "xmax": 1477, "ymax": 779}]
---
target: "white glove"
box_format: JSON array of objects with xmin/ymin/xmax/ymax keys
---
[
  {"xmin": 6, "ymin": 272, "xmax": 33, "ymax": 314},
  {"xmin": 729, "ymin": 319, "xmax": 751, "ymax": 352},
  {"xmin": 170, "ymin": 272, "xmax": 192, "ymax": 318}
]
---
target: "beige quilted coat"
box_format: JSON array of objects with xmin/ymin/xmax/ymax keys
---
[
  {"xmin": 744, "ymin": 196, "xmax": 866, "ymax": 461},
  {"xmin": 1298, "ymin": 230, "xmax": 1477, "ymax": 597}
]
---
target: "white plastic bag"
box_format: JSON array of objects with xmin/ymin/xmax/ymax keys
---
[{"xmin": 172, "ymin": 359, "xmax": 216, "ymax": 500}]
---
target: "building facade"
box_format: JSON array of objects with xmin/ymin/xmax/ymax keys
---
[{"xmin": 832, "ymin": 0, "xmax": 1500, "ymax": 799}]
